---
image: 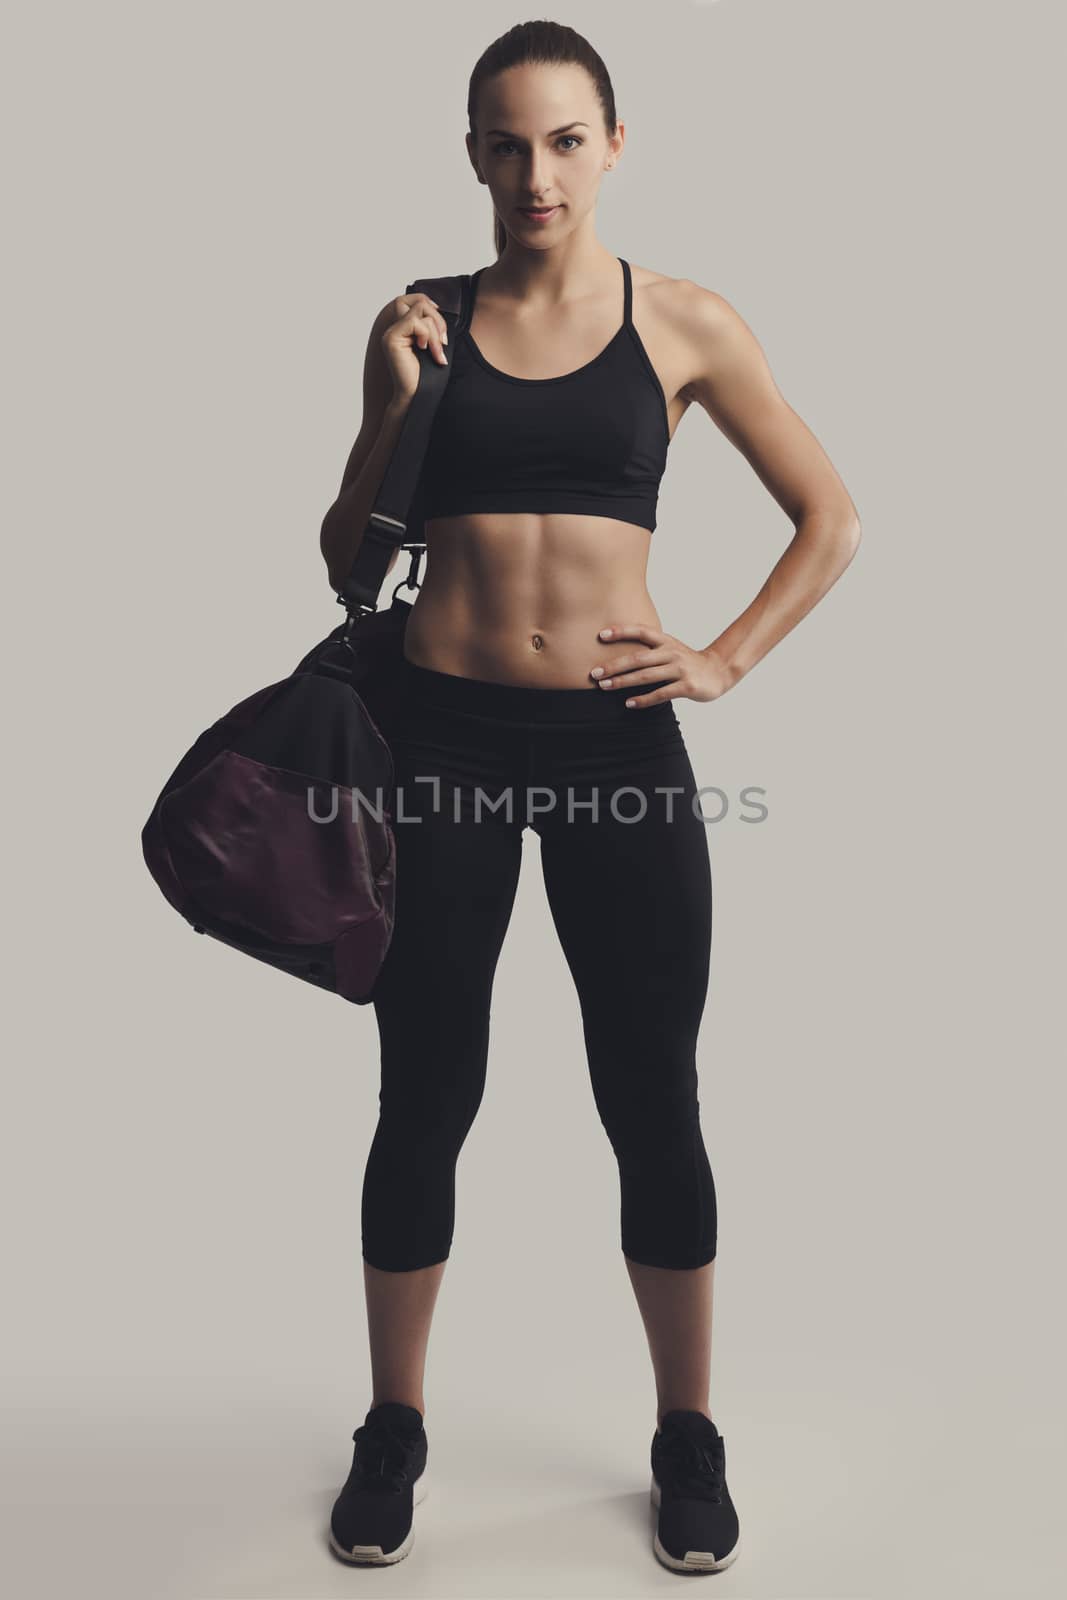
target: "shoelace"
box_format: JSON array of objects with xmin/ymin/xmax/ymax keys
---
[
  {"xmin": 351, "ymin": 1420, "xmax": 420, "ymax": 1494},
  {"xmin": 658, "ymin": 1430, "xmax": 725, "ymax": 1503}
]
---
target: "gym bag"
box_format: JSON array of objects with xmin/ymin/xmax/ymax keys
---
[{"xmin": 140, "ymin": 272, "xmax": 472, "ymax": 1003}]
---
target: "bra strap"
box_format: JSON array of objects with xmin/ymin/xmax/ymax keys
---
[{"xmin": 619, "ymin": 257, "xmax": 632, "ymax": 326}]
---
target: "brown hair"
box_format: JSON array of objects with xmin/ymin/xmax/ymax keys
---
[{"xmin": 467, "ymin": 20, "xmax": 618, "ymax": 257}]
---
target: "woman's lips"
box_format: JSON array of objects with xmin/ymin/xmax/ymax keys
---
[{"xmin": 518, "ymin": 205, "xmax": 560, "ymax": 222}]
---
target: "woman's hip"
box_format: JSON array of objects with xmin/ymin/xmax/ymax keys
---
[{"xmin": 380, "ymin": 660, "xmax": 701, "ymax": 832}]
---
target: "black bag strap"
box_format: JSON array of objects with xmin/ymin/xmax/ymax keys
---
[{"xmin": 335, "ymin": 273, "xmax": 472, "ymax": 615}]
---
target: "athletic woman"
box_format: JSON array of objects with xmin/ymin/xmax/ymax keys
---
[{"xmin": 320, "ymin": 20, "xmax": 860, "ymax": 1576}]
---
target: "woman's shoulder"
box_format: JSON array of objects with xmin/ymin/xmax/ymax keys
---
[
  {"xmin": 629, "ymin": 263, "xmax": 748, "ymax": 358},
  {"xmin": 404, "ymin": 272, "xmax": 467, "ymax": 310},
  {"xmin": 629, "ymin": 262, "xmax": 732, "ymax": 318}
]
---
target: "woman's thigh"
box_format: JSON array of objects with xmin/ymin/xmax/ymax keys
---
[
  {"xmin": 533, "ymin": 715, "xmax": 713, "ymax": 1063},
  {"xmin": 369, "ymin": 700, "xmax": 526, "ymax": 1091}
]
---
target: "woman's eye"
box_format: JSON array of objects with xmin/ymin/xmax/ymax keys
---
[{"xmin": 490, "ymin": 136, "xmax": 583, "ymax": 155}]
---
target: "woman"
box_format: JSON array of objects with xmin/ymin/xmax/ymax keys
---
[{"xmin": 320, "ymin": 19, "xmax": 860, "ymax": 1577}]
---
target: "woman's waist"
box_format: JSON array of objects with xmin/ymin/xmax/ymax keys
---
[
  {"xmin": 394, "ymin": 651, "xmax": 679, "ymax": 733},
  {"xmin": 402, "ymin": 589, "xmax": 663, "ymax": 691}
]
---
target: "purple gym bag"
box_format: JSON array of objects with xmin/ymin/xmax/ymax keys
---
[{"xmin": 141, "ymin": 273, "xmax": 469, "ymax": 1003}]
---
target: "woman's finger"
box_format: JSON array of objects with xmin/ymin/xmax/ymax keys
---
[
  {"xmin": 417, "ymin": 310, "xmax": 448, "ymax": 366},
  {"xmin": 393, "ymin": 293, "xmax": 449, "ymax": 365}
]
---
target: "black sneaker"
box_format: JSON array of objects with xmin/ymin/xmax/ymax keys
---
[
  {"xmin": 650, "ymin": 1409, "xmax": 740, "ymax": 1573},
  {"xmin": 328, "ymin": 1400, "xmax": 429, "ymax": 1565}
]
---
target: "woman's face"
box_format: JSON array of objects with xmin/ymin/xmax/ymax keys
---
[{"xmin": 468, "ymin": 63, "xmax": 622, "ymax": 244}]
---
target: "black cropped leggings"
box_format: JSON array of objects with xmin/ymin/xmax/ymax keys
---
[{"xmin": 362, "ymin": 653, "xmax": 717, "ymax": 1273}]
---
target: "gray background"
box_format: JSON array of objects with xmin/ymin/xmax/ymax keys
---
[{"xmin": 4, "ymin": 1, "xmax": 1063, "ymax": 1596}]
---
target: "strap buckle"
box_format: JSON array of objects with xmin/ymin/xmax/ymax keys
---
[{"xmin": 396, "ymin": 542, "xmax": 425, "ymax": 597}]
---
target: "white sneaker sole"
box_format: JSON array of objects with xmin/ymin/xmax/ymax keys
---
[
  {"xmin": 650, "ymin": 1474, "xmax": 740, "ymax": 1572},
  {"xmin": 328, "ymin": 1469, "xmax": 429, "ymax": 1565}
]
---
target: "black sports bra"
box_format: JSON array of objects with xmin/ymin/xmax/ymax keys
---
[{"xmin": 414, "ymin": 257, "xmax": 671, "ymax": 534}]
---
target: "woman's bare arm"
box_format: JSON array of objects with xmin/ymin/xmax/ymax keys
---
[
  {"xmin": 677, "ymin": 282, "xmax": 861, "ymax": 687},
  {"xmin": 319, "ymin": 298, "xmax": 411, "ymax": 594}
]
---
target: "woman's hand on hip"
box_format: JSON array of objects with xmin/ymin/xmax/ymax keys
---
[{"xmin": 589, "ymin": 623, "xmax": 733, "ymax": 708}]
